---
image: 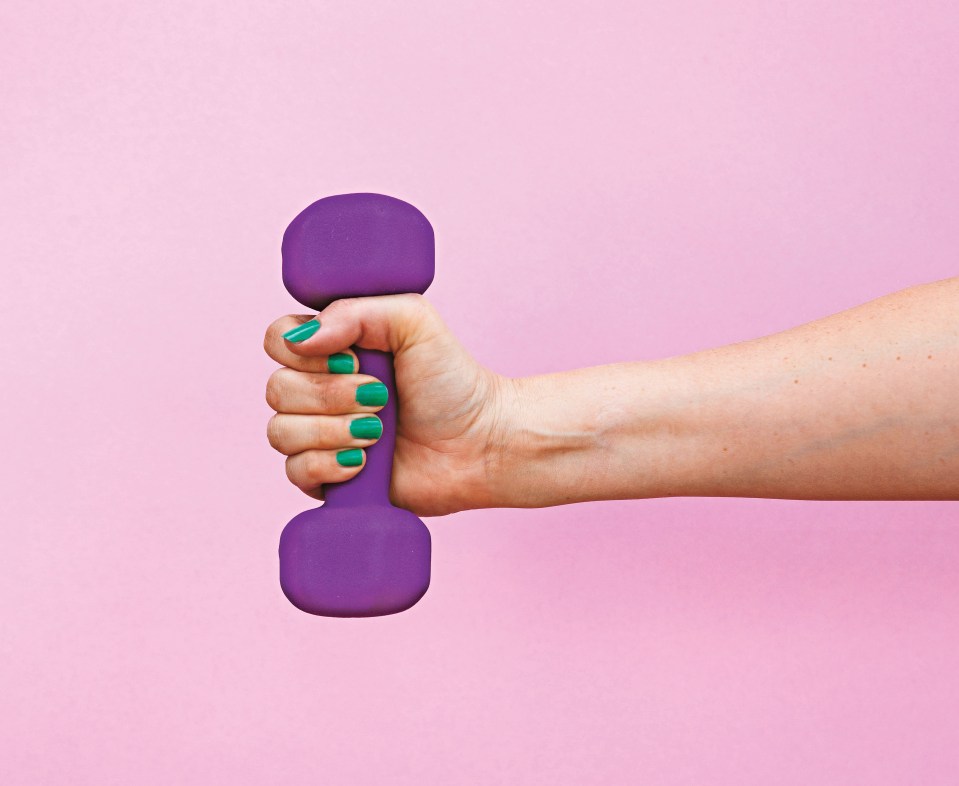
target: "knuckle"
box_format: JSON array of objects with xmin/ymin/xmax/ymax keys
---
[
  {"xmin": 264, "ymin": 317, "xmax": 289, "ymax": 352},
  {"xmin": 265, "ymin": 370, "xmax": 287, "ymax": 410},
  {"xmin": 284, "ymin": 456, "xmax": 300, "ymax": 484},
  {"xmin": 321, "ymin": 298, "xmax": 355, "ymax": 320},
  {"xmin": 305, "ymin": 452, "xmax": 327, "ymax": 482},
  {"xmin": 401, "ymin": 292, "xmax": 431, "ymax": 319},
  {"xmin": 397, "ymin": 293, "xmax": 439, "ymax": 342},
  {"xmin": 266, "ymin": 415, "xmax": 284, "ymax": 450},
  {"xmin": 311, "ymin": 418, "xmax": 329, "ymax": 446},
  {"xmin": 400, "ymin": 291, "xmax": 426, "ymax": 308},
  {"xmin": 286, "ymin": 453, "xmax": 325, "ymax": 488},
  {"xmin": 305, "ymin": 374, "xmax": 333, "ymax": 410}
]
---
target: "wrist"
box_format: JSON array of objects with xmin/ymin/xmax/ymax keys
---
[
  {"xmin": 484, "ymin": 361, "xmax": 718, "ymax": 507},
  {"xmin": 484, "ymin": 369, "xmax": 633, "ymax": 507}
]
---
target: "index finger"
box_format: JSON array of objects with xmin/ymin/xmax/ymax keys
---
[{"xmin": 264, "ymin": 315, "xmax": 357, "ymax": 373}]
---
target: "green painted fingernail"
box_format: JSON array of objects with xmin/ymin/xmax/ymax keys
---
[
  {"xmin": 336, "ymin": 448, "xmax": 364, "ymax": 467},
  {"xmin": 282, "ymin": 320, "xmax": 320, "ymax": 343},
  {"xmin": 356, "ymin": 382, "xmax": 388, "ymax": 407},
  {"xmin": 350, "ymin": 416, "xmax": 383, "ymax": 440},
  {"xmin": 328, "ymin": 353, "xmax": 354, "ymax": 374}
]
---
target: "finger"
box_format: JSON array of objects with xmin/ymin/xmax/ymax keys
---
[
  {"xmin": 267, "ymin": 414, "xmax": 383, "ymax": 455},
  {"xmin": 265, "ymin": 368, "xmax": 388, "ymax": 414},
  {"xmin": 277, "ymin": 293, "xmax": 441, "ymax": 358},
  {"xmin": 285, "ymin": 448, "xmax": 366, "ymax": 495},
  {"xmin": 264, "ymin": 315, "xmax": 358, "ymax": 373}
]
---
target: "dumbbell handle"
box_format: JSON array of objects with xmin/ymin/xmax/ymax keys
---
[{"xmin": 324, "ymin": 348, "xmax": 396, "ymax": 507}]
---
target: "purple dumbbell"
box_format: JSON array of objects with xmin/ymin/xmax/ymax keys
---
[{"xmin": 278, "ymin": 193, "xmax": 434, "ymax": 617}]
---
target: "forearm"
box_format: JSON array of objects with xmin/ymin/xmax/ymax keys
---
[{"xmin": 493, "ymin": 277, "xmax": 959, "ymax": 506}]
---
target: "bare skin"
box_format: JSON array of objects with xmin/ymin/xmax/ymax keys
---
[{"xmin": 264, "ymin": 276, "xmax": 959, "ymax": 515}]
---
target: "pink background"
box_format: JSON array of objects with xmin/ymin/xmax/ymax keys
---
[{"xmin": 3, "ymin": 1, "xmax": 959, "ymax": 783}]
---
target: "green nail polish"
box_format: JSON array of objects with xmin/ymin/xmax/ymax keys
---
[
  {"xmin": 328, "ymin": 353, "xmax": 354, "ymax": 374},
  {"xmin": 356, "ymin": 382, "xmax": 388, "ymax": 407},
  {"xmin": 350, "ymin": 416, "xmax": 383, "ymax": 440},
  {"xmin": 282, "ymin": 320, "xmax": 320, "ymax": 343},
  {"xmin": 336, "ymin": 448, "xmax": 364, "ymax": 467}
]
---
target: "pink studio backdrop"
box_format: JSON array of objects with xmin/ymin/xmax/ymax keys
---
[{"xmin": 3, "ymin": 2, "xmax": 959, "ymax": 783}]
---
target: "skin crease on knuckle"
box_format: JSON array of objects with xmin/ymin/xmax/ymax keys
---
[
  {"xmin": 287, "ymin": 452, "xmax": 324, "ymax": 490},
  {"xmin": 267, "ymin": 415, "xmax": 302, "ymax": 455},
  {"xmin": 284, "ymin": 455, "xmax": 299, "ymax": 486},
  {"xmin": 262, "ymin": 321, "xmax": 279, "ymax": 355},
  {"xmin": 393, "ymin": 294, "xmax": 434, "ymax": 349},
  {"xmin": 264, "ymin": 317, "xmax": 295, "ymax": 356},
  {"xmin": 266, "ymin": 414, "xmax": 282, "ymax": 451},
  {"xmin": 305, "ymin": 418, "xmax": 321, "ymax": 447},
  {"xmin": 304, "ymin": 373, "xmax": 330, "ymax": 410},
  {"xmin": 306, "ymin": 452, "xmax": 327, "ymax": 484},
  {"xmin": 265, "ymin": 372, "xmax": 284, "ymax": 412}
]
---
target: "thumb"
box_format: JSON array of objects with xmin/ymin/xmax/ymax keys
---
[{"xmin": 280, "ymin": 294, "xmax": 440, "ymax": 358}]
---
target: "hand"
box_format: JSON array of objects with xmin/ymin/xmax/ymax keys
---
[{"xmin": 264, "ymin": 295, "xmax": 512, "ymax": 516}]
